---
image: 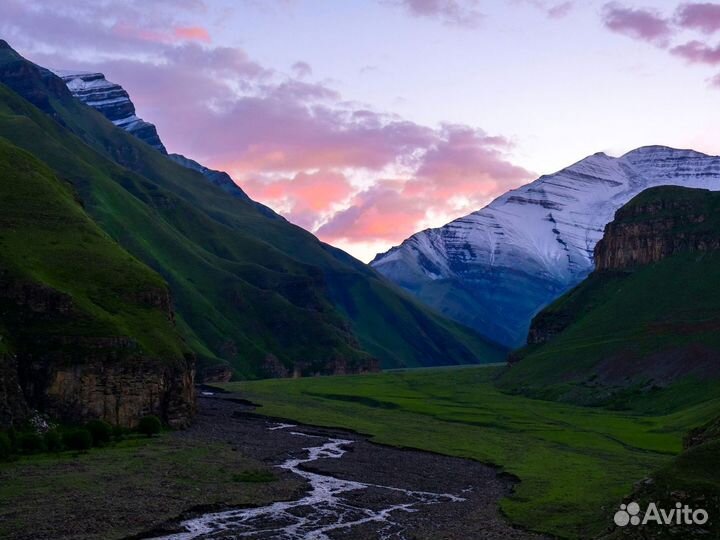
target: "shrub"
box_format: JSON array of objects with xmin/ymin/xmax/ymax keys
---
[
  {"xmin": 86, "ymin": 420, "xmax": 113, "ymax": 446},
  {"xmin": 137, "ymin": 415, "xmax": 161, "ymax": 437},
  {"xmin": 63, "ymin": 428, "xmax": 92, "ymax": 451},
  {"xmin": 43, "ymin": 430, "xmax": 63, "ymax": 453},
  {"xmin": 18, "ymin": 432, "xmax": 45, "ymax": 454},
  {"xmin": 112, "ymin": 424, "xmax": 126, "ymax": 442},
  {"xmin": 0, "ymin": 432, "xmax": 11, "ymax": 461}
]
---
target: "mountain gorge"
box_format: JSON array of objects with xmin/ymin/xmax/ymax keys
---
[
  {"xmin": 372, "ymin": 147, "xmax": 720, "ymax": 348},
  {"xmin": 0, "ymin": 39, "xmax": 503, "ymax": 406}
]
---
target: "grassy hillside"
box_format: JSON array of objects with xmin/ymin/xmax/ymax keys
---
[
  {"xmin": 500, "ymin": 187, "xmax": 720, "ymax": 411},
  {"xmin": 0, "ymin": 137, "xmax": 185, "ymax": 359},
  {"xmin": 0, "ymin": 42, "xmax": 505, "ymax": 377},
  {"xmin": 222, "ymin": 367, "xmax": 720, "ymax": 538}
]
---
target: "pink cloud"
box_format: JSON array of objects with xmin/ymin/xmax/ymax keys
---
[
  {"xmin": 602, "ymin": 3, "xmax": 672, "ymax": 46},
  {"xmin": 671, "ymin": 40, "xmax": 720, "ymax": 64},
  {"xmin": 244, "ymin": 171, "xmax": 354, "ymax": 229},
  {"xmin": 317, "ymin": 185, "xmax": 428, "ymax": 242},
  {"xmin": 2, "ymin": 0, "xmax": 534, "ymax": 254},
  {"xmin": 392, "ymin": 0, "xmax": 483, "ymax": 27},
  {"xmin": 316, "ymin": 128, "xmax": 534, "ymax": 245},
  {"xmin": 676, "ymin": 2, "xmax": 720, "ymax": 34},
  {"xmin": 174, "ymin": 26, "xmax": 211, "ymax": 42}
]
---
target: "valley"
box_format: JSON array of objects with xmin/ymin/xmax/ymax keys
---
[{"xmin": 221, "ymin": 366, "xmax": 719, "ymax": 539}]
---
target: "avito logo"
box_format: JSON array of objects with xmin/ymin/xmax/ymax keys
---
[{"xmin": 614, "ymin": 501, "xmax": 709, "ymax": 527}]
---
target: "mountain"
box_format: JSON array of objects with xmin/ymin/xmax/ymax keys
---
[
  {"xmin": 500, "ymin": 186, "xmax": 720, "ymax": 411},
  {"xmin": 0, "ymin": 137, "xmax": 194, "ymax": 429},
  {"xmin": 53, "ymin": 70, "xmax": 167, "ymax": 153},
  {"xmin": 0, "ymin": 40, "xmax": 505, "ymax": 379},
  {"xmin": 53, "ymin": 69, "xmax": 255, "ymax": 204},
  {"xmin": 372, "ymin": 147, "xmax": 720, "ymax": 348}
]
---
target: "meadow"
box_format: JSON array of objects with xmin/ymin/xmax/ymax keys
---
[{"xmin": 225, "ymin": 366, "xmax": 720, "ymax": 538}]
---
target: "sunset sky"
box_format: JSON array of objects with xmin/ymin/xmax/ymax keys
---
[{"xmin": 3, "ymin": 0, "xmax": 720, "ymax": 261}]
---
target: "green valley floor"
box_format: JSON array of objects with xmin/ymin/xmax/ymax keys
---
[{"xmin": 222, "ymin": 365, "xmax": 720, "ymax": 539}]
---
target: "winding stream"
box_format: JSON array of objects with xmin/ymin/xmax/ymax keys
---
[{"xmin": 152, "ymin": 423, "xmax": 465, "ymax": 539}]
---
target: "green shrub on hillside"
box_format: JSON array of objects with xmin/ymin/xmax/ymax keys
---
[
  {"xmin": 86, "ymin": 420, "xmax": 113, "ymax": 446},
  {"xmin": 0, "ymin": 432, "xmax": 11, "ymax": 460},
  {"xmin": 43, "ymin": 430, "xmax": 63, "ymax": 453},
  {"xmin": 137, "ymin": 416, "xmax": 161, "ymax": 437},
  {"xmin": 18, "ymin": 432, "xmax": 45, "ymax": 454},
  {"xmin": 63, "ymin": 429, "xmax": 92, "ymax": 451}
]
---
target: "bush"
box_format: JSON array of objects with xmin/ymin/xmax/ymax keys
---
[
  {"xmin": 43, "ymin": 430, "xmax": 63, "ymax": 452},
  {"xmin": 86, "ymin": 420, "xmax": 113, "ymax": 447},
  {"xmin": 112, "ymin": 424, "xmax": 126, "ymax": 442},
  {"xmin": 137, "ymin": 415, "xmax": 161, "ymax": 437},
  {"xmin": 0, "ymin": 432, "xmax": 11, "ymax": 461},
  {"xmin": 18, "ymin": 432, "xmax": 45, "ymax": 454},
  {"xmin": 63, "ymin": 429, "xmax": 92, "ymax": 451}
]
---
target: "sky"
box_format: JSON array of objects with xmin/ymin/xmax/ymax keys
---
[{"xmin": 3, "ymin": 0, "xmax": 720, "ymax": 261}]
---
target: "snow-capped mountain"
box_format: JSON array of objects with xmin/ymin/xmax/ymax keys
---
[
  {"xmin": 55, "ymin": 70, "xmax": 255, "ymax": 201},
  {"xmin": 54, "ymin": 70, "xmax": 167, "ymax": 153},
  {"xmin": 371, "ymin": 146, "xmax": 720, "ymax": 348}
]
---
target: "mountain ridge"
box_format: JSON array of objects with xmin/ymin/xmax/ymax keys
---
[
  {"xmin": 0, "ymin": 41, "xmax": 505, "ymax": 379},
  {"xmin": 372, "ymin": 145, "xmax": 720, "ymax": 347}
]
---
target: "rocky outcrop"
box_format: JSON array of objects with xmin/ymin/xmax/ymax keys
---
[
  {"xmin": 0, "ymin": 275, "xmax": 195, "ymax": 429},
  {"xmin": 524, "ymin": 186, "xmax": 720, "ymax": 350},
  {"xmin": 526, "ymin": 310, "xmax": 575, "ymax": 346},
  {"xmin": 0, "ymin": 353, "xmax": 29, "ymax": 427},
  {"xmin": 54, "ymin": 70, "xmax": 167, "ymax": 153},
  {"xmin": 595, "ymin": 188, "xmax": 720, "ymax": 270},
  {"xmin": 41, "ymin": 354, "xmax": 195, "ymax": 429}
]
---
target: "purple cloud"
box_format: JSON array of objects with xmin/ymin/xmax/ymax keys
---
[
  {"xmin": 602, "ymin": 3, "xmax": 672, "ymax": 46},
  {"xmin": 671, "ymin": 40, "xmax": 720, "ymax": 64},
  {"xmin": 676, "ymin": 2, "xmax": 720, "ymax": 34},
  {"xmin": 391, "ymin": 0, "xmax": 483, "ymax": 27}
]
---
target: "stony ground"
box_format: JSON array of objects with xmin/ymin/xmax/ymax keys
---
[{"xmin": 0, "ymin": 393, "xmax": 546, "ymax": 539}]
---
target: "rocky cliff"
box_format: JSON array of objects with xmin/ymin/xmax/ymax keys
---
[
  {"xmin": 595, "ymin": 187, "xmax": 720, "ymax": 270},
  {"xmin": 0, "ymin": 136, "xmax": 195, "ymax": 429},
  {"xmin": 502, "ymin": 186, "xmax": 720, "ymax": 407},
  {"xmin": 53, "ymin": 70, "xmax": 168, "ymax": 153}
]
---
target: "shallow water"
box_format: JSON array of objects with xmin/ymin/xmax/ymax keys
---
[{"xmin": 152, "ymin": 423, "xmax": 464, "ymax": 540}]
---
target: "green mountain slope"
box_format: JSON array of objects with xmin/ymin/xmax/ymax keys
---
[
  {"xmin": 0, "ymin": 137, "xmax": 193, "ymax": 427},
  {"xmin": 500, "ymin": 186, "xmax": 720, "ymax": 412},
  {"xmin": 0, "ymin": 41, "xmax": 505, "ymax": 377}
]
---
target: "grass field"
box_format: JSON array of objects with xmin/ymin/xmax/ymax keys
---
[
  {"xmin": 223, "ymin": 366, "xmax": 720, "ymax": 538},
  {"xmin": 0, "ymin": 432, "xmax": 301, "ymax": 539}
]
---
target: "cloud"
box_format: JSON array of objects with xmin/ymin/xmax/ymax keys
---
[
  {"xmin": 676, "ymin": 2, "xmax": 720, "ymax": 34},
  {"xmin": 515, "ymin": 0, "xmax": 575, "ymax": 19},
  {"xmin": 671, "ymin": 40, "xmax": 720, "ymax": 64},
  {"xmin": 316, "ymin": 127, "xmax": 534, "ymax": 244},
  {"xmin": 2, "ymin": 0, "xmax": 533, "ymax": 258},
  {"xmin": 602, "ymin": 3, "xmax": 672, "ymax": 46},
  {"xmin": 245, "ymin": 171, "xmax": 354, "ymax": 229},
  {"xmin": 173, "ymin": 26, "xmax": 212, "ymax": 42},
  {"xmin": 291, "ymin": 61, "xmax": 313, "ymax": 78},
  {"xmin": 390, "ymin": 0, "xmax": 483, "ymax": 27}
]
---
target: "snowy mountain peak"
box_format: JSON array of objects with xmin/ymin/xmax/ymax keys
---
[
  {"xmin": 53, "ymin": 70, "xmax": 167, "ymax": 154},
  {"xmin": 372, "ymin": 146, "xmax": 720, "ymax": 347}
]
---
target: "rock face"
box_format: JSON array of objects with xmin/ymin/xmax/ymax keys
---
[
  {"xmin": 53, "ymin": 69, "xmax": 262, "ymax": 213},
  {"xmin": 595, "ymin": 188, "xmax": 720, "ymax": 270},
  {"xmin": 53, "ymin": 70, "xmax": 168, "ymax": 153},
  {"xmin": 0, "ymin": 277, "xmax": 195, "ymax": 429},
  {"xmin": 372, "ymin": 146, "xmax": 720, "ymax": 347}
]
